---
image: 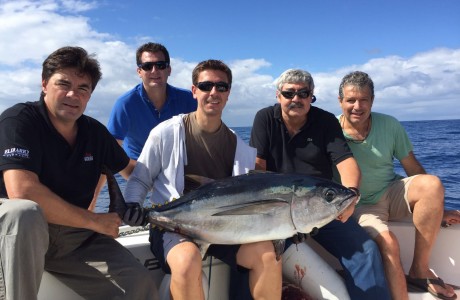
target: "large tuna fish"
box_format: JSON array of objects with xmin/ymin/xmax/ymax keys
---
[{"xmin": 105, "ymin": 168, "xmax": 357, "ymax": 257}]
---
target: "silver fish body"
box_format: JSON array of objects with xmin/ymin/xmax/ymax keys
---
[{"xmin": 146, "ymin": 172, "xmax": 356, "ymax": 245}]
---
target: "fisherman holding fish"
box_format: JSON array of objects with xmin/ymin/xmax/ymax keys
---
[
  {"xmin": 0, "ymin": 46, "xmax": 158, "ymax": 300},
  {"xmin": 337, "ymin": 71, "xmax": 458, "ymax": 300},
  {"xmin": 123, "ymin": 60, "xmax": 282, "ymax": 300},
  {"xmin": 249, "ymin": 69, "xmax": 391, "ymax": 299}
]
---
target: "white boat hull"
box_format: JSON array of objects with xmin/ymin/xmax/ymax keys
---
[{"xmin": 38, "ymin": 221, "xmax": 460, "ymax": 299}]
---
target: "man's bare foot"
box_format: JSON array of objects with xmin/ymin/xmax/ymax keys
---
[{"xmin": 408, "ymin": 269, "xmax": 457, "ymax": 299}]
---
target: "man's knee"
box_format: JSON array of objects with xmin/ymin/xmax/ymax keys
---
[
  {"xmin": 1, "ymin": 199, "xmax": 47, "ymax": 235},
  {"xmin": 416, "ymin": 175, "xmax": 444, "ymax": 195},
  {"xmin": 168, "ymin": 243, "xmax": 202, "ymax": 278},
  {"xmin": 237, "ymin": 241, "xmax": 278, "ymax": 269}
]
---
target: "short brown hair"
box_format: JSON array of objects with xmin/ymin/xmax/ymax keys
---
[
  {"xmin": 192, "ymin": 59, "xmax": 232, "ymax": 87},
  {"xmin": 42, "ymin": 46, "xmax": 102, "ymax": 92}
]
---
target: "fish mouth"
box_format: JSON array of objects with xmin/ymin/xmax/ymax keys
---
[{"xmin": 336, "ymin": 194, "xmax": 358, "ymax": 213}]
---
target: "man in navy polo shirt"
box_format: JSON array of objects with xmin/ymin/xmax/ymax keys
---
[
  {"xmin": 249, "ymin": 69, "xmax": 390, "ymax": 299},
  {"xmin": 0, "ymin": 46, "xmax": 157, "ymax": 300}
]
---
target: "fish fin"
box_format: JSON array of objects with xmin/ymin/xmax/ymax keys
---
[
  {"xmin": 272, "ymin": 240, "xmax": 285, "ymax": 261},
  {"xmin": 184, "ymin": 174, "xmax": 215, "ymax": 193},
  {"xmin": 195, "ymin": 240, "xmax": 211, "ymax": 259},
  {"xmin": 103, "ymin": 165, "xmax": 127, "ymax": 219},
  {"xmin": 212, "ymin": 199, "xmax": 288, "ymax": 216}
]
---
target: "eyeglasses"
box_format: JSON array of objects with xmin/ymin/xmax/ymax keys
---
[
  {"xmin": 138, "ymin": 61, "xmax": 170, "ymax": 71},
  {"xmin": 279, "ymin": 89, "xmax": 311, "ymax": 99},
  {"xmin": 196, "ymin": 81, "xmax": 230, "ymax": 92}
]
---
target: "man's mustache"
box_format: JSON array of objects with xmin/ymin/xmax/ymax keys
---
[{"xmin": 288, "ymin": 102, "xmax": 304, "ymax": 109}]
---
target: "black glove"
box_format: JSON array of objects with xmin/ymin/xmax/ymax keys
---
[
  {"xmin": 291, "ymin": 232, "xmax": 308, "ymax": 244},
  {"xmin": 123, "ymin": 203, "xmax": 147, "ymax": 226}
]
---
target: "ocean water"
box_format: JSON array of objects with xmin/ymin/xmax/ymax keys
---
[{"xmin": 95, "ymin": 119, "xmax": 460, "ymax": 212}]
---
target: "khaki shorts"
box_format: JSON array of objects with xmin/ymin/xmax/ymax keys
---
[{"xmin": 354, "ymin": 176, "xmax": 419, "ymax": 239}]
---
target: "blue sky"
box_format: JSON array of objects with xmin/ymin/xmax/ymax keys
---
[{"xmin": 1, "ymin": 0, "xmax": 459, "ymax": 126}]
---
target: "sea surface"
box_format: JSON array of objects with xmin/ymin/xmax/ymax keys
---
[{"xmin": 95, "ymin": 119, "xmax": 460, "ymax": 212}]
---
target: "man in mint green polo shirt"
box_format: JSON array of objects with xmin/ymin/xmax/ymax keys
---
[{"xmin": 337, "ymin": 71, "xmax": 457, "ymax": 300}]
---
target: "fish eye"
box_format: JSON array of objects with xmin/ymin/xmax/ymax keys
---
[{"xmin": 323, "ymin": 189, "xmax": 337, "ymax": 202}]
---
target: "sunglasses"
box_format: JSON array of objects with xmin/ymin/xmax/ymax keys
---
[
  {"xmin": 279, "ymin": 89, "xmax": 311, "ymax": 99},
  {"xmin": 196, "ymin": 81, "xmax": 230, "ymax": 92},
  {"xmin": 138, "ymin": 61, "xmax": 170, "ymax": 71}
]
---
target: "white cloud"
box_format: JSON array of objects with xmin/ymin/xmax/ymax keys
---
[
  {"xmin": 313, "ymin": 48, "xmax": 460, "ymax": 122},
  {"xmin": 1, "ymin": 0, "xmax": 459, "ymax": 127}
]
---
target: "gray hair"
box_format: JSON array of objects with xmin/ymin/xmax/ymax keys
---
[
  {"xmin": 276, "ymin": 69, "xmax": 315, "ymax": 91},
  {"xmin": 338, "ymin": 71, "xmax": 374, "ymax": 99}
]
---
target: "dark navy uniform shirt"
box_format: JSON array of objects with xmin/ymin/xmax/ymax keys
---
[
  {"xmin": 250, "ymin": 104, "xmax": 352, "ymax": 180},
  {"xmin": 0, "ymin": 98, "xmax": 129, "ymax": 208}
]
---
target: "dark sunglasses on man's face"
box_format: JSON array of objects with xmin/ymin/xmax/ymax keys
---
[
  {"xmin": 280, "ymin": 89, "xmax": 311, "ymax": 99},
  {"xmin": 196, "ymin": 81, "xmax": 230, "ymax": 92},
  {"xmin": 138, "ymin": 61, "xmax": 170, "ymax": 71}
]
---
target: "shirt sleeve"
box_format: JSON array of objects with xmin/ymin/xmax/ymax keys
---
[
  {"xmin": 124, "ymin": 125, "xmax": 163, "ymax": 205},
  {"xmin": 99, "ymin": 124, "xmax": 130, "ymax": 174},
  {"xmin": 324, "ymin": 113, "xmax": 353, "ymax": 165},
  {"xmin": 391, "ymin": 117, "xmax": 413, "ymax": 161},
  {"xmin": 0, "ymin": 115, "xmax": 42, "ymax": 174},
  {"xmin": 107, "ymin": 96, "xmax": 130, "ymax": 140},
  {"xmin": 249, "ymin": 108, "xmax": 271, "ymax": 160}
]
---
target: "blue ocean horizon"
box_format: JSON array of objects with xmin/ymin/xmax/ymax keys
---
[{"xmin": 95, "ymin": 119, "xmax": 460, "ymax": 212}]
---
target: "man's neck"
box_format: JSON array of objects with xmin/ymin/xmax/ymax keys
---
[
  {"xmin": 341, "ymin": 114, "xmax": 372, "ymax": 141},
  {"xmin": 282, "ymin": 114, "xmax": 307, "ymax": 137},
  {"xmin": 341, "ymin": 114, "xmax": 369, "ymax": 132},
  {"xmin": 51, "ymin": 118, "xmax": 78, "ymax": 146},
  {"xmin": 144, "ymin": 84, "xmax": 167, "ymax": 110},
  {"xmin": 194, "ymin": 111, "xmax": 222, "ymax": 133}
]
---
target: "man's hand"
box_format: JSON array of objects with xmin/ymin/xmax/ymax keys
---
[
  {"xmin": 123, "ymin": 203, "xmax": 147, "ymax": 227},
  {"xmin": 91, "ymin": 213, "xmax": 122, "ymax": 238}
]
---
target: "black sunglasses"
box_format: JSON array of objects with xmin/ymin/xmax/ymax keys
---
[
  {"xmin": 138, "ymin": 61, "xmax": 170, "ymax": 71},
  {"xmin": 196, "ymin": 81, "xmax": 230, "ymax": 92},
  {"xmin": 280, "ymin": 89, "xmax": 311, "ymax": 99}
]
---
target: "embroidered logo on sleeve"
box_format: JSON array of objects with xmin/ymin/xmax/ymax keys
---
[{"xmin": 3, "ymin": 148, "xmax": 30, "ymax": 158}]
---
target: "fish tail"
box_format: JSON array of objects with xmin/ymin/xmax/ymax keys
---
[{"xmin": 103, "ymin": 165, "xmax": 127, "ymax": 219}]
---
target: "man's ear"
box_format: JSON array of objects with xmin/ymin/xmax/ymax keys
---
[
  {"xmin": 41, "ymin": 80, "xmax": 47, "ymax": 94},
  {"xmin": 191, "ymin": 84, "xmax": 198, "ymax": 99},
  {"xmin": 276, "ymin": 90, "xmax": 281, "ymax": 103}
]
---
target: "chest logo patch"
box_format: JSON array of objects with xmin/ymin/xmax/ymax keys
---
[
  {"xmin": 83, "ymin": 152, "xmax": 94, "ymax": 162},
  {"xmin": 3, "ymin": 147, "xmax": 30, "ymax": 158}
]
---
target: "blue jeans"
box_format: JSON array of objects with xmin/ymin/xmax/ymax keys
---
[{"xmin": 310, "ymin": 218, "xmax": 390, "ymax": 299}]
